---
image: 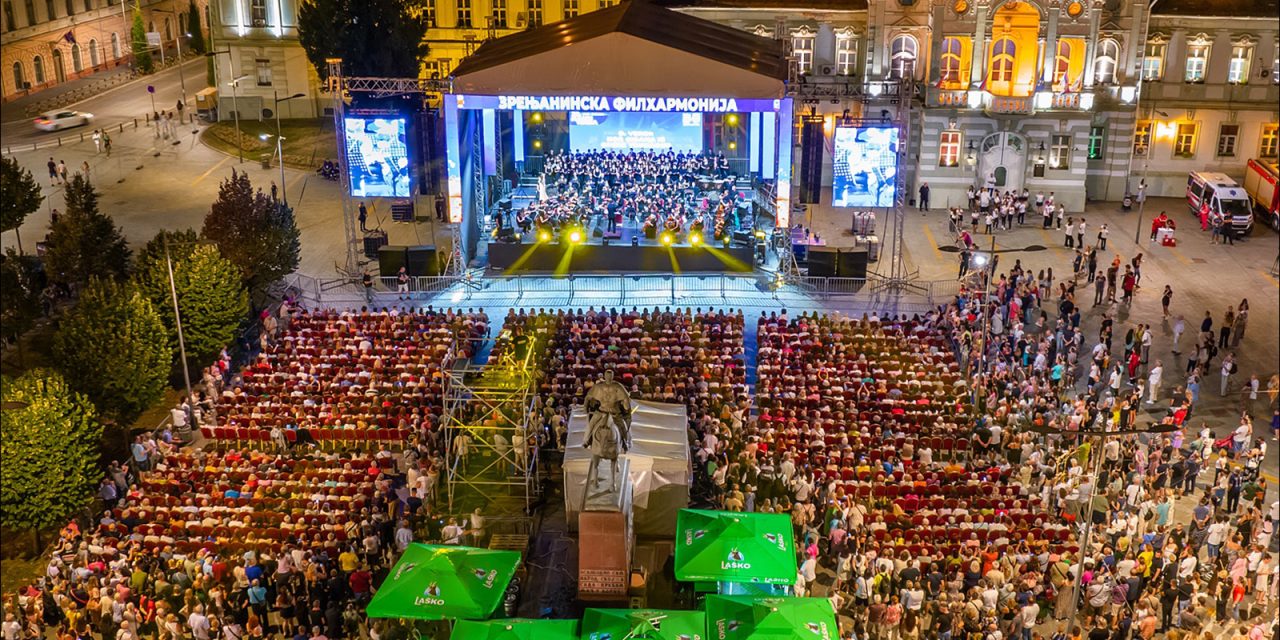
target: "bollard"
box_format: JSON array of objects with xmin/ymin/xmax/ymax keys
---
[
  {"xmin": 80, "ymin": 132, "xmax": 84, "ymax": 142},
  {"xmin": 57, "ymin": 136, "xmax": 62, "ymax": 146}
]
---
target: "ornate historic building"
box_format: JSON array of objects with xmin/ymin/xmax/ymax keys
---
[
  {"xmin": 208, "ymin": 0, "xmax": 321, "ymax": 119},
  {"xmin": 2, "ymin": 0, "xmax": 207, "ymax": 102}
]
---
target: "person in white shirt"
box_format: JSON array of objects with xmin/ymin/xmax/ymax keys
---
[{"xmin": 1147, "ymin": 362, "xmax": 1163, "ymax": 404}]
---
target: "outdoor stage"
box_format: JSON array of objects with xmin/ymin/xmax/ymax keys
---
[{"xmin": 488, "ymin": 237, "xmax": 755, "ymax": 272}]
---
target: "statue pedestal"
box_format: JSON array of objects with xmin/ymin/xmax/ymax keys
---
[
  {"xmin": 574, "ymin": 458, "xmax": 634, "ymax": 602},
  {"xmin": 567, "ymin": 457, "xmax": 631, "ymax": 532}
]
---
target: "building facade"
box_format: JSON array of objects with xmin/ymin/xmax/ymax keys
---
[
  {"xmin": 208, "ymin": 0, "xmax": 321, "ymax": 120},
  {"xmin": 2, "ymin": 0, "xmax": 208, "ymax": 103},
  {"xmin": 203, "ymin": 0, "xmax": 1278, "ymax": 205}
]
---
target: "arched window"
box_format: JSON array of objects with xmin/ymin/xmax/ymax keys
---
[
  {"xmin": 940, "ymin": 37, "xmax": 965, "ymax": 85},
  {"xmin": 1094, "ymin": 39, "xmax": 1118, "ymax": 84},
  {"xmin": 163, "ymin": 17, "xmax": 171, "ymax": 41},
  {"xmin": 33, "ymin": 55, "xmax": 45, "ymax": 84},
  {"xmin": 990, "ymin": 37, "xmax": 1016, "ymax": 82},
  {"xmin": 890, "ymin": 34, "xmax": 917, "ymax": 79},
  {"xmin": 111, "ymin": 32, "xmax": 121, "ymax": 59},
  {"xmin": 12, "ymin": 61, "xmax": 25, "ymax": 90},
  {"xmin": 89, "ymin": 38, "xmax": 99, "ymax": 67},
  {"xmin": 1053, "ymin": 40, "xmax": 1072, "ymax": 87},
  {"xmin": 71, "ymin": 43, "xmax": 82, "ymax": 72}
]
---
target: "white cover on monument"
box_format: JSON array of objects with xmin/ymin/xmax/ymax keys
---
[{"xmin": 564, "ymin": 399, "xmax": 691, "ymax": 537}]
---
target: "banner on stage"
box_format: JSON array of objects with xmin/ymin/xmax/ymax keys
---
[{"xmin": 453, "ymin": 94, "xmax": 785, "ymax": 114}]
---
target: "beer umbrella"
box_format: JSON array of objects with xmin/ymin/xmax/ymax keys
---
[
  {"xmin": 580, "ymin": 608, "xmax": 706, "ymax": 640},
  {"xmin": 673, "ymin": 509, "xmax": 796, "ymax": 585},
  {"xmin": 365, "ymin": 543, "xmax": 521, "ymax": 621},
  {"xmin": 702, "ymin": 595, "xmax": 838, "ymax": 640},
  {"xmin": 451, "ymin": 618, "xmax": 579, "ymax": 640}
]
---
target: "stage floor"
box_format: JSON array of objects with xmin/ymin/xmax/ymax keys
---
[{"xmin": 488, "ymin": 238, "xmax": 756, "ymax": 273}]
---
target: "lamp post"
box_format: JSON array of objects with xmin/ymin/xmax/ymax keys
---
[
  {"xmin": 206, "ymin": 50, "xmax": 247, "ymax": 162},
  {"xmin": 162, "ymin": 233, "xmax": 196, "ymax": 441},
  {"xmin": 1133, "ymin": 109, "xmax": 1171, "ymax": 245},
  {"xmin": 261, "ymin": 132, "xmax": 287, "ymax": 208},
  {"xmin": 152, "ymin": 9, "xmax": 186, "ymax": 115},
  {"xmin": 269, "ymin": 91, "xmax": 305, "ymax": 206}
]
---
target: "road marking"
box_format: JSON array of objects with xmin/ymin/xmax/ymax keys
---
[
  {"xmin": 921, "ymin": 222, "xmax": 943, "ymax": 261},
  {"xmin": 1165, "ymin": 244, "xmax": 1193, "ymax": 266},
  {"xmin": 1261, "ymin": 269, "xmax": 1280, "ymax": 288},
  {"xmin": 191, "ymin": 156, "xmax": 229, "ymax": 186}
]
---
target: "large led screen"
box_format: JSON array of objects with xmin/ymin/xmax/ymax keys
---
[
  {"xmin": 832, "ymin": 126, "xmax": 899, "ymax": 208},
  {"xmin": 344, "ymin": 117, "xmax": 410, "ymax": 198},
  {"xmin": 568, "ymin": 112, "xmax": 703, "ymax": 153}
]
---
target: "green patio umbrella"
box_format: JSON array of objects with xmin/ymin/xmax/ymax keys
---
[
  {"xmin": 580, "ymin": 608, "xmax": 706, "ymax": 640},
  {"xmin": 673, "ymin": 509, "xmax": 796, "ymax": 585},
  {"xmin": 451, "ymin": 618, "xmax": 579, "ymax": 640},
  {"xmin": 703, "ymin": 595, "xmax": 838, "ymax": 640},
  {"xmin": 366, "ymin": 543, "xmax": 521, "ymax": 621}
]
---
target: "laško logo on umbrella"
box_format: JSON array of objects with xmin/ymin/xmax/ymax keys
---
[
  {"xmin": 763, "ymin": 532, "xmax": 787, "ymax": 551},
  {"xmin": 684, "ymin": 528, "xmax": 707, "ymax": 545},
  {"xmin": 805, "ymin": 621, "xmax": 833, "ymax": 639},
  {"xmin": 714, "ymin": 619, "xmax": 742, "ymax": 638},
  {"xmin": 472, "ymin": 568, "xmax": 499, "ymax": 588},
  {"xmin": 415, "ymin": 582, "xmax": 445, "ymax": 606},
  {"xmin": 392, "ymin": 562, "xmax": 417, "ymax": 582},
  {"xmin": 721, "ymin": 548, "xmax": 749, "ymax": 569}
]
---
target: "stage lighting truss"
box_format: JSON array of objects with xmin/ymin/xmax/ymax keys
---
[{"xmin": 343, "ymin": 76, "xmax": 453, "ymax": 99}]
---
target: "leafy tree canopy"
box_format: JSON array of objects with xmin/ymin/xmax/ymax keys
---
[
  {"xmin": 0, "ymin": 156, "xmax": 43, "ymax": 234},
  {"xmin": 201, "ymin": 170, "xmax": 300, "ymax": 293},
  {"xmin": 43, "ymin": 174, "xmax": 131, "ymax": 289},
  {"xmin": 298, "ymin": 0, "xmax": 430, "ymax": 80},
  {"xmin": 131, "ymin": 8, "xmax": 154, "ymax": 74}
]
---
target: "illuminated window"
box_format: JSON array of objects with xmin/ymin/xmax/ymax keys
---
[
  {"xmin": 1227, "ymin": 45, "xmax": 1252, "ymax": 84},
  {"xmin": 1133, "ymin": 121, "xmax": 1151, "ymax": 157},
  {"xmin": 939, "ymin": 131, "xmax": 962, "ymax": 167},
  {"xmin": 110, "ymin": 32, "xmax": 120, "ymax": 58},
  {"xmin": 562, "ymin": 0, "xmax": 577, "ymax": 18},
  {"xmin": 256, "ymin": 58, "xmax": 271, "ymax": 86},
  {"xmin": 1141, "ymin": 42, "xmax": 1165, "ymax": 80},
  {"xmin": 1262, "ymin": 124, "xmax": 1279, "ymax": 158},
  {"xmin": 1184, "ymin": 41, "xmax": 1209, "ymax": 83},
  {"xmin": 456, "ymin": 0, "xmax": 471, "ymax": 28},
  {"xmin": 792, "ymin": 31, "xmax": 814, "ymax": 74},
  {"xmin": 836, "ymin": 34, "xmax": 857, "ymax": 76},
  {"xmin": 990, "ymin": 37, "xmax": 1015, "ymax": 83},
  {"xmin": 1173, "ymin": 123, "xmax": 1198, "ymax": 157},
  {"xmin": 11, "ymin": 61, "xmax": 23, "ymax": 88},
  {"xmin": 1216, "ymin": 124, "xmax": 1239, "ymax": 157},
  {"xmin": 71, "ymin": 43, "xmax": 81, "ymax": 72},
  {"xmin": 1053, "ymin": 40, "xmax": 1071, "ymax": 87},
  {"xmin": 940, "ymin": 37, "xmax": 964, "ymax": 85},
  {"xmin": 491, "ymin": 0, "xmax": 505, "ymax": 28},
  {"xmin": 891, "ymin": 34, "xmax": 917, "ymax": 79},
  {"xmin": 249, "ymin": 0, "xmax": 267, "ymax": 27},
  {"xmin": 527, "ymin": 0, "xmax": 542, "ymax": 27},
  {"xmin": 2, "ymin": 1, "xmax": 12, "ymax": 31},
  {"xmin": 1087, "ymin": 125, "xmax": 1105, "ymax": 159},
  {"xmin": 1049, "ymin": 134, "xmax": 1071, "ymax": 170},
  {"xmin": 1094, "ymin": 39, "xmax": 1118, "ymax": 84},
  {"xmin": 423, "ymin": 0, "xmax": 434, "ymax": 26},
  {"xmin": 32, "ymin": 54, "xmax": 44, "ymax": 83}
]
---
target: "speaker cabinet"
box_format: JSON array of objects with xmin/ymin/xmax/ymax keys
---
[
  {"xmin": 378, "ymin": 245, "xmax": 408, "ymax": 277},
  {"xmin": 837, "ymin": 248, "xmax": 869, "ymax": 279},
  {"xmin": 406, "ymin": 245, "xmax": 439, "ymax": 277},
  {"xmin": 807, "ymin": 246, "xmax": 838, "ymax": 277},
  {"xmin": 799, "ymin": 119, "xmax": 825, "ymax": 205}
]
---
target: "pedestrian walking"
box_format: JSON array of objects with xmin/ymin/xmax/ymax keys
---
[
  {"xmin": 57, "ymin": 160, "xmax": 68, "ymax": 183},
  {"xmin": 1172, "ymin": 314, "xmax": 1185, "ymax": 353},
  {"xmin": 1096, "ymin": 223, "xmax": 1108, "ymax": 250},
  {"xmin": 1161, "ymin": 285, "xmax": 1173, "ymax": 317},
  {"xmin": 918, "ymin": 182, "xmax": 930, "ymax": 211},
  {"xmin": 1065, "ymin": 217, "xmax": 1075, "ymax": 247},
  {"xmin": 359, "ymin": 202, "xmax": 369, "ymax": 232},
  {"xmin": 92, "ymin": 129, "xmax": 102, "ymax": 153},
  {"xmin": 81, "ymin": 160, "xmax": 90, "ymax": 181},
  {"xmin": 103, "ymin": 132, "xmax": 112, "ymax": 156},
  {"xmin": 362, "ymin": 272, "xmax": 374, "ymax": 303},
  {"xmin": 1076, "ymin": 217, "xmax": 1086, "ymax": 248},
  {"xmin": 47, "ymin": 157, "xmax": 58, "ymax": 185},
  {"xmin": 1093, "ymin": 272, "xmax": 1105, "ymax": 306},
  {"xmin": 1220, "ymin": 353, "xmax": 1236, "ymax": 396},
  {"xmin": 396, "ymin": 267, "xmax": 410, "ymax": 300}
]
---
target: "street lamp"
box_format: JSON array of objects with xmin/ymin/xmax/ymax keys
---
[
  {"xmin": 1133, "ymin": 109, "xmax": 1172, "ymax": 245},
  {"xmin": 152, "ymin": 8, "xmax": 186, "ymax": 116},
  {"xmin": 264, "ymin": 91, "xmax": 305, "ymax": 207}
]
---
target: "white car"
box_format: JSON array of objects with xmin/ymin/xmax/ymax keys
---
[{"xmin": 33, "ymin": 110, "xmax": 94, "ymax": 132}]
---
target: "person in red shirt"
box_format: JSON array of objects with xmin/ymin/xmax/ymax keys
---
[{"xmin": 1150, "ymin": 212, "xmax": 1169, "ymax": 241}]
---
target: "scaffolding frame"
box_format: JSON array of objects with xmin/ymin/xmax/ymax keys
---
[{"xmin": 442, "ymin": 347, "xmax": 540, "ymax": 515}]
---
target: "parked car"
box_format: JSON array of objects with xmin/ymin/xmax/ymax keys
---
[{"xmin": 33, "ymin": 110, "xmax": 94, "ymax": 132}]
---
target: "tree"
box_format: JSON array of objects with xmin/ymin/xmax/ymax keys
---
[
  {"xmin": 134, "ymin": 229, "xmax": 249, "ymax": 367},
  {"xmin": 0, "ymin": 251, "xmax": 45, "ymax": 351},
  {"xmin": 202, "ymin": 170, "xmax": 300, "ymax": 293},
  {"xmin": 43, "ymin": 174, "xmax": 131, "ymax": 289},
  {"xmin": 131, "ymin": 8, "xmax": 154, "ymax": 74},
  {"xmin": 0, "ymin": 369, "xmax": 104, "ymax": 546},
  {"xmin": 53, "ymin": 278, "xmax": 170, "ymax": 425},
  {"xmin": 298, "ymin": 0, "xmax": 429, "ymax": 80},
  {"xmin": 0, "ymin": 156, "xmax": 43, "ymax": 255},
  {"xmin": 185, "ymin": 0, "xmax": 206, "ymax": 55}
]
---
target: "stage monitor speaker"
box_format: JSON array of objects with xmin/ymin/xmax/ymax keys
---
[
  {"xmin": 378, "ymin": 245, "xmax": 408, "ymax": 277},
  {"xmin": 837, "ymin": 248, "xmax": 869, "ymax": 279},
  {"xmin": 807, "ymin": 246, "xmax": 838, "ymax": 277},
  {"xmin": 363, "ymin": 230, "xmax": 389, "ymax": 259},
  {"xmin": 406, "ymin": 245, "xmax": 439, "ymax": 277},
  {"xmin": 799, "ymin": 120, "xmax": 825, "ymax": 205}
]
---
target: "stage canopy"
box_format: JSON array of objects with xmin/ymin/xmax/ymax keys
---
[
  {"xmin": 564, "ymin": 399, "xmax": 691, "ymax": 536},
  {"xmin": 450, "ymin": 1, "xmax": 787, "ymax": 98}
]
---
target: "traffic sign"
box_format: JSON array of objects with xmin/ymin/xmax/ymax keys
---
[{"xmin": 147, "ymin": 85, "xmax": 155, "ymax": 93}]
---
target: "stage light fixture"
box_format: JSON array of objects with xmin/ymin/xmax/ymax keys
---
[
  {"xmin": 660, "ymin": 232, "xmax": 674, "ymax": 246},
  {"xmin": 538, "ymin": 230, "xmax": 552, "ymax": 243},
  {"xmin": 754, "ymin": 230, "xmax": 767, "ymax": 240},
  {"xmin": 689, "ymin": 233, "xmax": 702, "ymax": 246},
  {"xmin": 569, "ymin": 230, "xmax": 583, "ymax": 244},
  {"xmin": 727, "ymin": 141, "xmax": 737, "ymax": 150},
  {"xmin": 532, "ymin": 139, "xmax": 543, "ymax": 150},
  {"xmin": 726, "ymin": 113, "xmax": 739, "ymax": 126},
  {"xmin": 531, "ymin": 112, "xmax": 543, "ymax": 123}
]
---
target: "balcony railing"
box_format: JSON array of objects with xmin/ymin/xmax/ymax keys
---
[{"xmin": 985, "ymin": 95, "xmax": 1033, "ymax": 114}]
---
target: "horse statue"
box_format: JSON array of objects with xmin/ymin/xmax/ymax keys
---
[{"xmin": 582, "ymin": 369, "xmax": 632, "ymax": 497}]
